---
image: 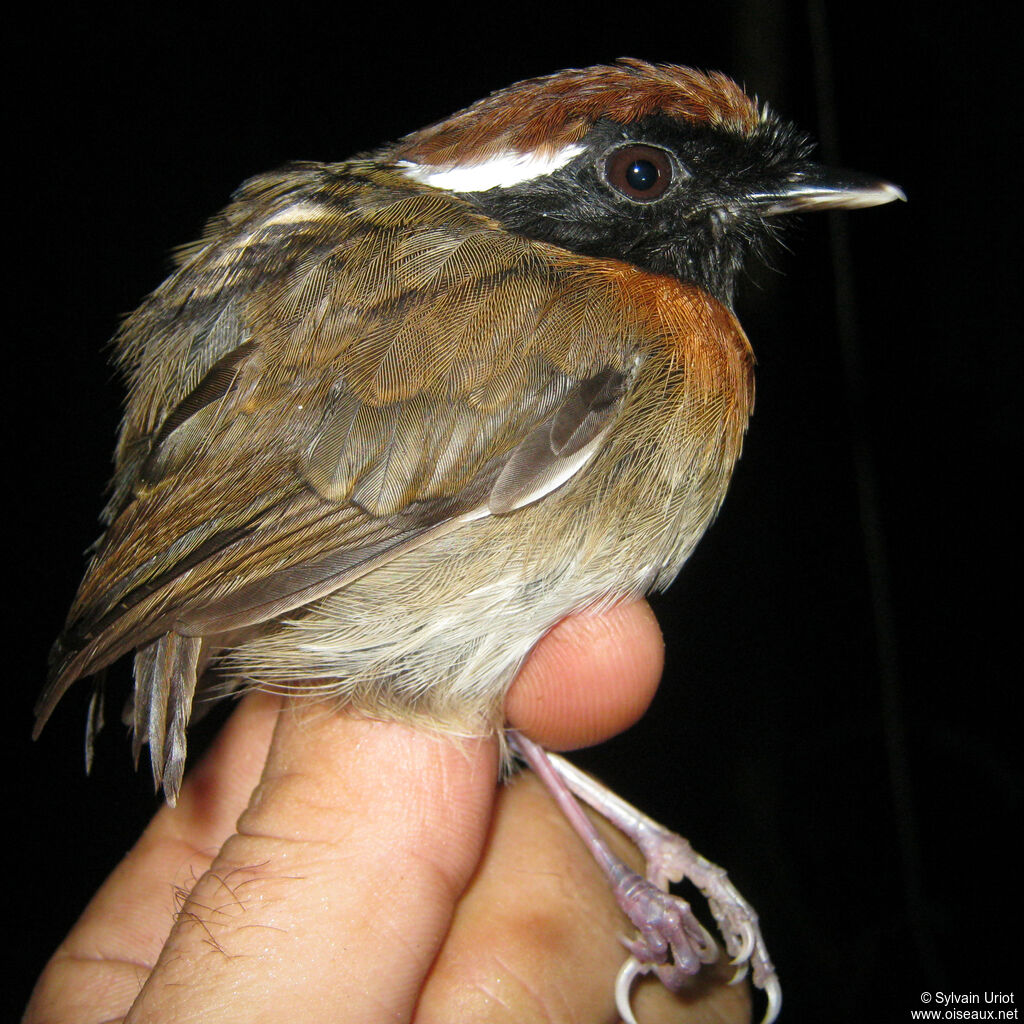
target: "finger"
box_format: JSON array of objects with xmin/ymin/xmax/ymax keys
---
[
  {"xmin": 126, "ymin": 705, "xmax": 499, "ymax": 1023},
  {"xmin": 24, "ymin": 691, "xmax": 282, "ymax": 1024},
  {"xmin": 26, "ymin": 603, "xmax": 659, "ymax": 1024},
  {"xmin": 505, "ymin": 599, "xmax": 664, "ymax": 750},
  {"xmin": 416, "ymin": 771, "xmax": 751, "ymax": 1024}
]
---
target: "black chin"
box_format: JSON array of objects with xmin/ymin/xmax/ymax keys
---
[{"xmin": 460, "ymin": 177, "xmax": 768, "ymax": 307}]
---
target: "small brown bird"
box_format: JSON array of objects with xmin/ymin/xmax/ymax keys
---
[{"xmin": 36, "ymin": 60, "xmax": 901, "ymax": 1022}]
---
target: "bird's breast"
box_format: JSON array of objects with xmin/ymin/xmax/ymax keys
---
[
  {"xmin": 519, "ymin": 259, "xmax": 756, "ymax": 594},
  {"xmin": 226, "ymin": 263, "xmax": 755, "ymax": 726}
]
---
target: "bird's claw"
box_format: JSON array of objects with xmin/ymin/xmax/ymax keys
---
[
  {"xmin": 612, "ymin": 832, "xmax": 781, "ymax": 1024},
  {"xmin": 614, "ymin": 956, "xmax": 644, "ymax": 1024}
]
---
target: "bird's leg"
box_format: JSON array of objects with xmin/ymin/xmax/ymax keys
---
[{"xmin": 507, "ymin": 731, "xmax": 781, "ymax": 1024}]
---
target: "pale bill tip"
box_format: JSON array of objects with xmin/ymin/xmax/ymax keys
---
[
  {"xmin": 765, "ymin": 176, "xmax": 906, "ymax": 214},
  {"xmin": 878, "ymin": 180, "xmax": 907, "ymax": 204},
  {"xmin": 842, "ymin": 179, "xmax": 906, "ymax": 208}
]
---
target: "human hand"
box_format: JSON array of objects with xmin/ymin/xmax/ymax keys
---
[{"xmin": 25, "ymin": 601, "xmax": 750, "ymax": 1023}]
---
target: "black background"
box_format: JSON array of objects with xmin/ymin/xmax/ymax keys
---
[{"xmin": 9, "ymin": 3, "xmax": 1017, "ymax": 1022}]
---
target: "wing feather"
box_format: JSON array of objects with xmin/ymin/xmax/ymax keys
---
[{"xmin": 38, "ymin": 166, "xmax": 641, "ymax": 761}]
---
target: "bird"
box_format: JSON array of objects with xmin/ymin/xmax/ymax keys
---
[{"xmin": 35, "ymin": 59, "xmax": 901, "ymax": 1022}]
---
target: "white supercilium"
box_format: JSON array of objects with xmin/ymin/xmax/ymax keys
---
[{"xmin": 399, "ymin": 144, "xmax": 585, "ymax": 192}]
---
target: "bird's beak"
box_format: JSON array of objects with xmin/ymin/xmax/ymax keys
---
[{"xmin": 754, "ymin": 166, "xmax": 905, "ymax": 215}]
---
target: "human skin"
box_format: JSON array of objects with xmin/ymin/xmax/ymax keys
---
[{"xmin": 24, "ymin": 600, "xmax": 750, "ymax": 1024}]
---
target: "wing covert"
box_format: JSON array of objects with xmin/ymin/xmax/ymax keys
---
[{"xmin": 40, "ymin": 166, "xmax": 642, "ymax": 720}]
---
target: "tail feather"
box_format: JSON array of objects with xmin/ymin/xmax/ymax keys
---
[
  {"xmin": 131, "ymin": 641, "xmax": 157, "ymax": 770},
  {"xmin": 84, "ymin": 674, "xmax": 106, "ymax": 775},
  {"xmin": 129, "ymin": 633, "xmax": 202, "ymax": 804},
  {"xmin": 163, "ymin": 648, "xmax": 201, "ymax": 804}
]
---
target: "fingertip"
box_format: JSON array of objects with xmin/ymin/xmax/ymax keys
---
[
  {"xmin": 505, "ymin": 600, "xmax": 664, "ymax": 751},
  {"xmin": 250, "ymin": 705, "xmax": 500, "ymax": 857}
]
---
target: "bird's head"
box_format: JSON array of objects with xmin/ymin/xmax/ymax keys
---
[{"xmin": 388, "ymin": 59, "xmax": 902, "ymax": 305}]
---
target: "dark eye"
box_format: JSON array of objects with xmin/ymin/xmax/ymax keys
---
[{"xmin": 605, "ymin": 145, "xmax": 674, "ymax": 201}]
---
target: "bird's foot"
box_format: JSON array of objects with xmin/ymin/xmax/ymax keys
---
[
  {"xmin": 528, "ymin": 744, "xmax": 781, "ymax": 1024},
  {"xmin": 624, "ymin": 819, "xmax": 779, "ymax": 995},
  {"xmin": 612, "ymin": 861, "xmax": 718, "ymax": 984},
  {"xmin": 609, "ymin": 842, "xmax": 781, "ymax": 1024}
]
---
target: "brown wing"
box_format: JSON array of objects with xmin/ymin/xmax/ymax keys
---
[{"xmin": 37, "ymin": 164, "xmax": 639, "ymax": 787}]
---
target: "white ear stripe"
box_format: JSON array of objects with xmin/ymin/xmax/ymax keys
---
[{"xmin": 399, "ymin": 144, "xmax": 585, "ymax": 192}]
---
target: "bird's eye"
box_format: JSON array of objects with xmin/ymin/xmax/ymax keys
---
[{"xmin": 605, "ymin": 145, "xmax": 674, "ymax": 201}]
